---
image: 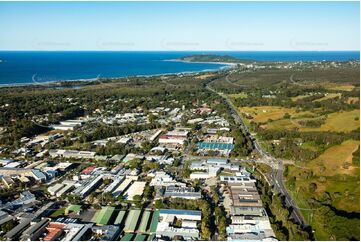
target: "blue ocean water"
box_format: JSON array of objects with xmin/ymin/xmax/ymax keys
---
[{"xmin": 0, "ymin": 51, "xmax": 359, "ymax": 86}]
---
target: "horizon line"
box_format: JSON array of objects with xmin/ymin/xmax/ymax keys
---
[{"xmin": 0, "ymin": 49, "xmax": 360, "ymax": 52}]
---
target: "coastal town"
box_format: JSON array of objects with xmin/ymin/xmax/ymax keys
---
[
  {"xmin": 0, "ymin": 53, "xmax": 360, "ymax": 241},
  {"xmin": 0, "ymin": 86, "xmax": 278, "ymax": 241}
]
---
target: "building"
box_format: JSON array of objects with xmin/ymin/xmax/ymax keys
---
[
  {"xmin": 5, "ymin": 218, "xmax": 32, "ymax": 240},
  {"xmin": 3, "ymin": 191, "xmax": 36, "ymax": 210},
  {"xmin": 158, "ymin": 130, "xmax": 189, "ymax": 146},
  {"xmin": 43, "ymin": 222, "xmax": 65, "ymax": 241},
  {"xmin": 52, "ymin": 119, "xmax": 84, "ymax": 131},
  {"xmin": 163, "ymin": 186, "xmax": 201, "ymax": 200},
  {"xmin": 49, "ymin": 149, "xmax": 96, "ymax": 159},
  {"xmin": 159, "ymin": 209, "xmax": 201, "ymax": 221},
  {"xmin": 62, "ymin": 223, "xmax": 92, "ymax": 241},
  {"xmin": 149, "ymin": 171, "xmax": 186, "ymax": 187},
  {"xmin": 156, "ymin": 209, "xmax": 202, "ymax": 240},
  {"xmin": 124, "ymin": 181, "xmax": 146, "ymax": 200},
  {"xmin": 73, "ymin": 175, "xmax": 103, "ymax": 198},
  {"xmin": 20, "ymin": 218, "xmax": 50, "ymax": 241}
]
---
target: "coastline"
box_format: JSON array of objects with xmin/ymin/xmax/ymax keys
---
[
  {"xmin": 0, "ymin": 61, "xmax": 235, "ymax": 88},
  {"xmin": 164, "ymin": 58, "xmax": 238, "ymax": 66}
]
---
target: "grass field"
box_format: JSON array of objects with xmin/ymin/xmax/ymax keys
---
[
  {"xmin": 285, "ymin": 140, "xmax": 360, "ymax": 239},
  {"xmin": 291, "ymin": 94, "xmax": 313, "ymax": 101},
  {"xmin": 285, "ymin": 139, "xmax": 360, "ymax": 212},
  {"xmin": 261, "ymin": 118, "xmax": 298, "ymax": 130},
  {"xmin": 322, "ymin": 82, "xmax": 355, "ymax": 92},
  {"xmin": 50, "ymin": 207, "xmax": 65, "ymax": 218},
  {"xmin": 308, "ymin": 140, "xmax": 359, "ymax": 177},
  {"xmin": 312, "ymin": 93, "xmax": 341, "ymax": 102},
  {"xmin": 229, "ymin": 92, "xmax": 248, "ymax": 99},
  {"xmin": 239, "ymin": 106, "xmax": 314, "ymax": 123},
  {"xmin": 300, "ymin": 109, "xmax": 359, "ymax": 133},
  {"xmin": 346, "ymin": 97, "xmax": 359, "ymax": 104}
]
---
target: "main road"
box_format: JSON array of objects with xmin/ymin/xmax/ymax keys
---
[{"xmin": 205, "ymin": 78, "xmax": 307, "ymax": 227}]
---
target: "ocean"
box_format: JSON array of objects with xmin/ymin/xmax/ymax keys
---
[{"xmin": 0, "ymin": 51, "xmax": 359, "ymax": 86}]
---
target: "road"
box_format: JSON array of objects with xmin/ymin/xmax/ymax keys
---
[{"xmin": 205, "ymin": 79, "xmax": 307, "ymax": 227}]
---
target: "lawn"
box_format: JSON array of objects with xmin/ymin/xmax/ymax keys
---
[
  {"xmin": 50, "ymin": 207, "xmax": 66, "ymax": 218},
  {"xmin": 300, "ymin": 109, "xmax": 359, "ymax": 133}
]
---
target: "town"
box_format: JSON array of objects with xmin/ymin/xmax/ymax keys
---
[{"xmin": 0, "ymin": 88, "xmax": 276, "ymax": 241}]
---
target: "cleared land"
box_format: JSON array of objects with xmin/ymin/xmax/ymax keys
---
[
  {"xmin": 240, "ymin": 106, "xmax": 314, "ymax": 123},
  {"xmin": 285, "ymin": 140, "xmax": 360, "ymax": 240},
  {"xmin": 312, "ymin": 93, "xmax": 342, "ymax": 102},
  {"xmin": 300, "ymin": 109, "xmax": 359, "ymax": 133},
  {"xmin": 322, "ymin": 82, "xmax": 355, "ymax": 92},
  {"xmin": 229, "ymin": 92, "xmax": 248, "ymax": 99}
]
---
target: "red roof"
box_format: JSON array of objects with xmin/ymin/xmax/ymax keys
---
[
  {"xmin": 81, "ymin": 165, "xmax": 96, "ymax": 175},
  {"xmin": 159, "ymin": 135, "xmax": 185, "ymax": 140},
  {"xmin": 44, "ymin": 223, "xmax": 64, "ymax": 241}
]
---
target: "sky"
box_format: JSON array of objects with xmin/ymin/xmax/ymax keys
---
[{"xmin": 0, "ymin": 1, "xmax": 359, "ymax": 51}]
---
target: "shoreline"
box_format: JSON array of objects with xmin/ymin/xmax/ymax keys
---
[
  {"xmin": 0, "ymin": 61, "xmax": 235, "ymax": 88},
  {"xmin": 164, "ymin": 58, "xmax": 238, "ymax": 66}
]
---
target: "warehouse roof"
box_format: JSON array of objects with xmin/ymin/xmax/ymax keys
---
[
  {"xmin": 95, "ymin": 206, "xmax": 115, "ymax": 225},
  {"xmin": 138, "ymin": 210, "xmax": 151, "ymax": 233},
  {"xmin": 121, "ymin": 233, "xmax": 135, "ymax": 241},
  {"xmin": 197, "ymin": 142, "xmax": 234, "ymax": 150},
  {"xmin": 149, "ymin": 210, "xmax": 160, "ymax": 234},
  {"xmin": 124, "ymin": 209, "xmax": 141, "ymax": 233},
  {"xmin": 114, "ymin": 210, "xmax": 126, "ymax": 225},
  {"xmin": 134, "ymin": 234, "xmax": 147, "ymax": 241},
  {"xmin": 159, "ymin": 209, "xmax": 201, "ymax": 217}
]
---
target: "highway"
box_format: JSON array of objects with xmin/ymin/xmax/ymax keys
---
[{"xmin": 205, "ymin": 79, "xmax": 307, "ymax": 227}]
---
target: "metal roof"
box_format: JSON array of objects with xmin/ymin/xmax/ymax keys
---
[
  {"xmin": 95, "ymin": 206, "xmax": 115, "ymax": 225},
  {"xmin": 138, "ymin": 210, "xmax": 151, "ymax": 233},
  {"xmin": 124, "ymin": 210, "xmax": 141, "ymax": 233}
]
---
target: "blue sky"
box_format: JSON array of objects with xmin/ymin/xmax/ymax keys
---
[{"xmin": 0, "ymin": 1, "xmax": 359, "ymax": 51}]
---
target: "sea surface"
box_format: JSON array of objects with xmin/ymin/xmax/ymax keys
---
[{"xmin": 0, "ymin": 51, "xmax": 359, "ymax": 86}]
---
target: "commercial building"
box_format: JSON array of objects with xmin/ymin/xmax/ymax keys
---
[
  {"xmin": 49, "ymin": 149, "xmax": 96, "ymax": 159},
  {"xmin": 156, "ymin": 209, "xmax": 202, "ymax": 240},
  {"xmin": 43, "ymin": 222, "xmax": 65, "ymax": 241},
  {"xmin": 124, "ymin": 181, "xmax": 146, "ymax": 200},
  {"xmin": 73, "ymin": 175, "xmax": 103, "ymax": 198},
  {"xmin": 158, "ymin": 130, "xmax": 189, "ymax": 146},
  {"xmin": 163, "ymin": 186, "xmax": 201, "ymax": 200},
  {"xmin": 61, "ymin": 223, "xmax": 92, "ymax": 241},
  {"xmin": 149, "ymin": 171, "xmax": 186, "ymax": 187},
  {"xmin": 20, "ymin": 218, "xmax": 50, "ymax": 241}
]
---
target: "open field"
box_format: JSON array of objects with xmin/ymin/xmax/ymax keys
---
[
  {"xmin": 291, "ymin": 94, "xmax": 313, "ymax": 101},
  {"xmin": 322, "ymin": 82, "xmax": 355, "ymax": 92},
  {"xmin": 312, "ymin": 93, "xmax": 341, "ymax": 102},
  {"xmin": 228, "ymin": 92, "xmax": 248, "ymax": 99},
  {"xmin": 346, "ymin": 97, "xmax": 359, "ymax": 104},
  {"xmin": 239, "ymin": 106, "xmax": 315, "ymax": 123},
  {"xmin": 195, "ymin": 73, "xmax": 215, "ymax": 79},
  {"xmin": 300, "ymin": 109, "xmax": 359, "ymax": 133},
  {"xmin": 307, "ymin": 140, "xmax": 359, "ymax": 177},
  {"xmin": 285, "ymin": 140, "xmax": 360, "ymax": 239}
]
